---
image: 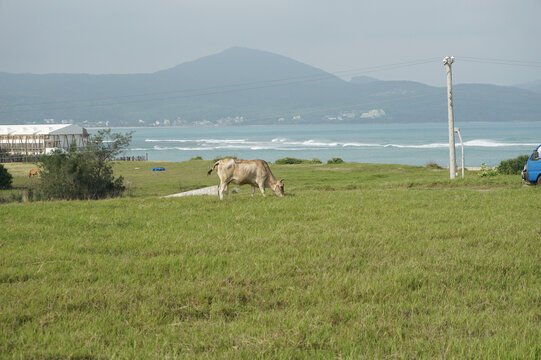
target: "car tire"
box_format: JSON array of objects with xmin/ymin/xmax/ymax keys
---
[{"xmin": 537, "ymin": 176, "xmax": 541, "ymax": 185}]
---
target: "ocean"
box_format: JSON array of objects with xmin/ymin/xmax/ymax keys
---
[{"xmin": 110, "ymin": 122, "xmax": 541, "ymax": 167}]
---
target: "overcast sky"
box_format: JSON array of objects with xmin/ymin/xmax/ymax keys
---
[{"xmin": 1, "ymin": 0, "xmax": 540, "ymax": 86}]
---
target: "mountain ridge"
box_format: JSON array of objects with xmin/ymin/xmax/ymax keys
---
[{"xmin": 1, "ymin": 47, "xmax": 540, "ymax": 126}]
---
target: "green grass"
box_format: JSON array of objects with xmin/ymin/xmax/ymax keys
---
[{"xmin": 1, "ymin": 161, "xmax": 540, "ymax": 359}]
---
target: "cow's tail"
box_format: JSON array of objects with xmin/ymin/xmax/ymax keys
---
[{"xmin": 207, "ymin": 161, "xmax": 219, "ymax": 176}]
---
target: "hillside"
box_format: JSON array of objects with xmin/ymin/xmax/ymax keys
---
[
  {"xmin": 1, "ymin": 47, "xmax": 541, "ymax": 126},
  {"xmin": 515, "ymin": 80, "xmax": 541, "ymax": 94}
]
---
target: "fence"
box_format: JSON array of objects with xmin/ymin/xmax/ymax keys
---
[
  {"xmin": 1, "ymin": 152, "xmax": 148, "ymax": 163},
  {"xmin": 0, "ymin": 153, "xmax": 43, "ymax": 163}
]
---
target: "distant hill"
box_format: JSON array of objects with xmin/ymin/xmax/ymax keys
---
[
  {"xmin": 350, "ymin": 75, "xmax": 379, "ymax": 84},
  {"xmin": 515, "ymin": 80, "xmax": 541, "ymax": 95},
  {"xmin": 1, "ymin": 47, "xmax": 541, "ymax": 126}
]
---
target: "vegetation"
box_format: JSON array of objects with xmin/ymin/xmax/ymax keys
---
[
  {"xmin": 212, "ymin": 155, "xmax": 238, "ymax": 162},
  {"xmin": 0, "ymin": 163, "xmax": 12, "ymax": 189},
  {"xmin": 275, "ymin": 157, "xmax": 306, "ymax": 164},
  {"xmin": 275, "ymin": 157, "xmax": 324, "ymax": 165},
  {"xmin": 327, "ymin": 157, "xmax": 344, "ymax": 164},
  {"xmin": 498, "ymin": 154, "xmax": 529, "ymax": 175},
  {"xmin": 1, "ymin": 161, "xmax": 540, "ymax": 358},
  {"xmin": 425, "ymin": 161, "xmax": 442, "ymax": 169},
  {"xmin": 478, "ymin": 163, "xmax": 499, "ymax": 177},
  {"xmin": 37, "ymin": 130, "xmax": 132, "ymax": 200}
]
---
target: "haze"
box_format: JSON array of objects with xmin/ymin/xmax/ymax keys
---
[{"xmin": 1, "ymin": 0, "xmax": 539, "ymax": 86}]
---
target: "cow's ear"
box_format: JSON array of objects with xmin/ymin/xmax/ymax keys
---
[{"xmin": 279, "ymin": 179, "xmax": 284, "ymax": 183}]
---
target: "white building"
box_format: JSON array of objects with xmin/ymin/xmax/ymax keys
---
[{"xmin": 0, "ymin": 124, "xmax": 90, "ymax": 155}]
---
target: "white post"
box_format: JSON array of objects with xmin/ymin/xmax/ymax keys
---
[
  {"xmin": 443, "ymin": 56, "xmax": 456, "ymax": 179},
  {"xmin": 455, "ymin": 127, "xmax": 465, "ymax": 179}
]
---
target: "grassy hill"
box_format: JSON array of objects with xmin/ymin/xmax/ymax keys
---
[{"xmin": 1, "ymin": 161, "xmax": 540, "ymax": 358}]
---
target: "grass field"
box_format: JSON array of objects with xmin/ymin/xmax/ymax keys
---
[{"xmin": 1, "ymin": 161, "xmax": 540, "ymax": 359}]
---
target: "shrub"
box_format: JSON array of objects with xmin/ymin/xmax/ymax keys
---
[
  {"xmin": 327, "ymin": 157, "xmax": 344, "ymax": 164},
  {"xmin": 498, "ymin": 154, "xmax": 529, "ymax": 175},
  {"xmin": 37, "ymin": 130, "xmax": 131, "ymax": 200},
  {"xmin": 190, "ymin": 156, "xmax": 203, "ymax": 161},
  {"xmin": 212, "ymin": 156, "xmax": 237, "ymax": 162},
  {"xmin": 275, "ymin": 157, "xmax": 306, "ymax": 164},
  {"xmin": 310, "ymin": 158, "xmax": 322, "ymax": 164},
  {"xmin": 425, "ymin": 161, "xmax": 442, "ymax": 169},
  {"xmin": 0, "ymin": 164, "xmax": 13, "ymax": 189},
  {"xmin": 478, "ymin": 163, "xmax": 499, "ymax": 177}
]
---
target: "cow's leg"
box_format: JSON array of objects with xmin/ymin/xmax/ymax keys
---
[
  {"xmin": 251, "ymin": 185, "xmax": 256, "ymax": 197},
  {"xmin": 218, "ymin": 183, "xmax": 224, "ymax": 200},
  {"xmin": 258, "ymin": 183, "xmax": 266, "ymax": 197},
  {"xmin": 224, "ymin": 182, "xmax": 231, "ymax": 199}
]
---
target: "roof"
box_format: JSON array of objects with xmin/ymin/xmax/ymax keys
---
[{"xmin": 0, "ymin": 124, "xmax": 87, "ymax": 136}]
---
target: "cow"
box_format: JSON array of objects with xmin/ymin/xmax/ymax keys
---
[
  {"xmin": 207, "ymin": 158, "xmax": 284, "ymax": 200},
  {"xmin": 28, "ymin": 169, "xmax": 41, "ymax": 177}
]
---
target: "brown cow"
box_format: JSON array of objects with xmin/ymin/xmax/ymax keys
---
[
  {"xmin": 208, "ymin": 158, "xmax": 284, "ymax": 200},
  {"xmin": 28, "ymin": 169, "xmax": 41, "ymax": 177}
]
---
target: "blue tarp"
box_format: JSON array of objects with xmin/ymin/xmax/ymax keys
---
[{"xmin": 151, "ymin": 167, "xmax": 165, "ymax": 171}]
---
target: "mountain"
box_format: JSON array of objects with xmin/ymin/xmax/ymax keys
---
[
  {"xmin": 350, "ymin": 75, "xmax": 379, "ymax": 84},
  {"xmin": 515, "ymin": 80, "xmax": 541, "ymax": 95},
  {"xmin": 1, "ymin": 47, "xmax": 541, "ymax": 126}
]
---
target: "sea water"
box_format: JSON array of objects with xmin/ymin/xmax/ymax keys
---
[{"xmin": 109, "ymin": 122, "xmax": 541, "ymax": 167}]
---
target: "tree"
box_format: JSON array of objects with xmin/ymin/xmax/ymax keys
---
[
  {"xmin": 0, "ymin": 164, "xmax": 13, "ymax": 190},
  {"xmin": 38, "ymin": 130, "xmax": 132, "ymax": 200},
  {"xmin": 87, "ymin": 129, "xmax": 134, "ymax": 162}
]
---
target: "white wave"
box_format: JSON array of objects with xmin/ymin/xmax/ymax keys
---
[
  {"xmin": 153, "ymin": 145, "xmax": 214, "ymax": 151},
  {"xmin": 383, "ymin": 139, "xmax": 538, "ymax": 149},
  {"xmin": 146, "ymin": 139, "xmax": 191, "ymax": 143},
  {"xmin": 280, "ymin": 139, "xmax": 339, "ymax": 147},
  {"xmin": 342, "ymin": 142, "xmax": 383, "ymax": 147},
  {"xmin": 385, "ymin": 143, "xmax": 449, "ymax": 149},
  {"xmin": 146, "ymin": 137, "xmax": 538, "ymax": 152},
  {"xmin": 200, "ymin": 139, "xmax": 250, "ymax": 144},
  {"xmin": 249, "ymin": 146, "xmax": 313, "ymax": 151},
  {"xmin": 146, "ymin": 138, "xmax": 249, "ymax": 144},
  {"xmin": 463, "ymin": 139, "xmax": 537, "ymax": 147}
]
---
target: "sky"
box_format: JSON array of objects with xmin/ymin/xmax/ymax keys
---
[{"xmin": 1, "ymin": 0, "xmax": 540, "ymax": 87}]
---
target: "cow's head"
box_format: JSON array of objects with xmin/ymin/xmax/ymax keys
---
[{"xmin": 273, "ymin": 179, "xmax": 285, "ymax": 197}]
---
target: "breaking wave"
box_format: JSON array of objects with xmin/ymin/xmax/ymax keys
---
[{"xmin": 139, "ymin": 137, "xmax": 536, "ymax": 152}]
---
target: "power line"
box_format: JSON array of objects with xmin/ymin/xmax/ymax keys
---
[
  {"xmin": 458, "ymin": 56, "xmax": 541, "ymax": 68},
  {"xmin": 0, "ymin": 57, "xmax": 441, "ymax": 113}
]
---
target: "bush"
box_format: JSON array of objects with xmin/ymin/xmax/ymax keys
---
[
  {"xmin": 212, "ymin": 156, "xmax": 237, "ymax": 162},
  {"xmin": 478, "ymin": 163, "xmax": 499, "ymax": 177},
  {"xmin": 275, "ymin": 157, "xmax": 306, "ymax": 164},
  {"xmin": 310, "ymin": 158, "xmax": 322, "ymax": 164},
  {"xmin": 498, "ymin": 154, "xmax": 529, "ymax": 175},
  {"xmin": 0, "ymin": 164, "xmax": 13, "ymax": 189},
  {"xmin": 190, "ymin": 156, "xmax": 204, "ymax": 161},
  {"xmin": 327, "ymin": 157, "xmax": 344, "ymax": 164},
  {"xmin": 425, "ymin": 161, "xmax": 442, "ymax": 169},
  {"xmin": 37, "ymin": 130, "xmax": 131, "ymax": 200}
]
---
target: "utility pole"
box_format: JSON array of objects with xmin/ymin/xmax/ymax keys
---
[
  {"xmin": 455, "ymin": 127, "xmax": 465, "ymax": 179},
  {"xmin": 443, "ymin": 56, "xmax": 456, "ymax": 179}
]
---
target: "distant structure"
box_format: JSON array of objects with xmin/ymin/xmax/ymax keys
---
[{"xmin": 0, "ymin": 124, "xmax": 89, "ymax": 156}]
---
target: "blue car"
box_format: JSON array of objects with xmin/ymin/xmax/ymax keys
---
[{"xmin": 522, "ymin": 145, "xmax": 541, "ymax": 184}]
